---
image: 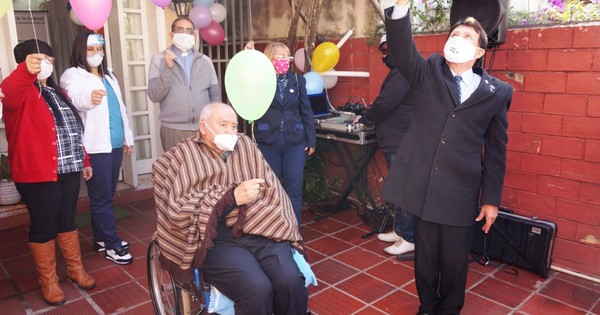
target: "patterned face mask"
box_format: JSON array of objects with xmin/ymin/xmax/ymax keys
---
[{"xmin": 273, "ymin": 58, "xmax": 291, "ymax": 75}]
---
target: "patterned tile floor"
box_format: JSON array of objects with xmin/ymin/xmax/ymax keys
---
[{"xmin": 0, "ymin": 197, "xmax": 599, "ymax": 314}]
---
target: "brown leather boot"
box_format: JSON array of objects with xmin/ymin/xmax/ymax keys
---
[
  {"xmin": 56, "ymin": 231, "xmax": 96, "ymax": 290},
  {"xmin": 29, "ymin": 240, "xmax": 65, "ymax": 306}
]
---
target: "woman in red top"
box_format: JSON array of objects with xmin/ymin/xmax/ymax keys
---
[{"xmin": 0, "ymin": 40, "xmax": 95, "ymax": 306}]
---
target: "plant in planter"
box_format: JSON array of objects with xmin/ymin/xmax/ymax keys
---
[{"xmin": 0, "ymin": 154, "xmax": 21, "ymax": 205}]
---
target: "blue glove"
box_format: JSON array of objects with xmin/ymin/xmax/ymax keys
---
[
  {"xmin": 292, "ymin": 248, "xmax": 318, "ymax": 287},
  {"xmin": 207, "ymin": 285, "xmax": 235, "ymax": 315}
]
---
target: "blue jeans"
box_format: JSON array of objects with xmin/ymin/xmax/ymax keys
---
[
  {"xmin": 258, "ymin": 133, "xmax": 306, "ymax": 225},
  {"xmin": 384, "ymin": 153, "xmax": 415, "ymax": 243},
  {"xmin": 86, "ymin": 147, "xmax": 124, "ymax": 250}
]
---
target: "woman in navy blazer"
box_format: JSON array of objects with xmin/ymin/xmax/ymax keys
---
[{"xmin": 252, "ymin": 42, "xmax": 316, "ymax": 224}]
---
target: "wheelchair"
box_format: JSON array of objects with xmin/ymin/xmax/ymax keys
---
[
  {"xmin": 148, "ymin": 239, "xmax": 314, "ymax": 315},
  {"xmin": 147, "ymin": 240, "xmax": 210, "ymax": 315}
]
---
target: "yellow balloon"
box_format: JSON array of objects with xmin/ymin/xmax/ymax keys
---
[
  {"xmin": 312, "ymin": 42, "xmax": 340, "ymax": 73},
  {"xmin": 0, "ymin": 0, "xmax": 12, "ymax": 19}
]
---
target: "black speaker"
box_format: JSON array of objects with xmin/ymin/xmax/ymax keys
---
[{"xmin": 450, "ymin": 0, "xmax": 509, "ymax": 48}]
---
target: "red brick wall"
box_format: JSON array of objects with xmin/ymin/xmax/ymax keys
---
[{"xmin": 324, "ymin": 25, "xmax": 600, "ymax": 277}]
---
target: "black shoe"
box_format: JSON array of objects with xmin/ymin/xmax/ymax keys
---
[{"xmin": 94, "ymin": 240, "xmax": 129, "ymax": 252}]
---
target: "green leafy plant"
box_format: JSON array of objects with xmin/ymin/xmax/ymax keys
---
[
  {"xmin": 370, "ymin": 0, "xmax": 600, "ymax": 44},
  {"xmin": 410, "ymin": 0, "xmax": 451, "ymax": 33},
  {"xmin": 510, "ymin": 0, "xmax": 600, "ymax": 26},
  {"xmin": 303, "ymin": 138, "xmax": 340, "ymax": 203},
  {"xmin": 0, "ymin": 154, "xmax": 11, "ymax": 181},
  {"xmin": 303, "ymin": 140, "xmax": 330, "ymax": 203}
]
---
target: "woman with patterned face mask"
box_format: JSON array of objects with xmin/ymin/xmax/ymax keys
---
[
  {"xmin": 246, "ymin": 41, "xmax": 317, "ymax": 225},
  {"xmin": 60, "ymin": 30, "xmax": 134, "ymax": 265},
  {"xmin": 1, "ymin": 39, "xmax": 95, "ymax": 306}
]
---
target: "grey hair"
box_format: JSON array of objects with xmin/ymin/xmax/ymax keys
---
[{"xmin": 199, "ymin": 103, "xmax": 232, "ymax": 121}]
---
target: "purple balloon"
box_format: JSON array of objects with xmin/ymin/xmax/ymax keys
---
[
  {"xmin": 189, "ymin": 5, "xmax": 212, "ymax": 29},
  {"xmin": 152, "ymin": 0, "xmax": 171, "ymax": 8},
  {"xmin": 200, "ymin": 21, "xmax": 225, "ymax": 46}
]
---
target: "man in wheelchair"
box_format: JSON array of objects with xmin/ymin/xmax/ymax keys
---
[{"xmin": 152, "ymin": 103, "xmax": 312, "ymax": 315}]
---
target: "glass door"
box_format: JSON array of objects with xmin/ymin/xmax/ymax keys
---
[{"xmin": 107, "ymin": 0, "xmax": 158, "ymax": 186}]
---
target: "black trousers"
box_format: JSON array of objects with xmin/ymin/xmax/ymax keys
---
[
  {"xmin": 16, "ymin": 172, "xmax": 81, "ymax": 243},
  {"xmin": 413, "ymin": 216, "xmax": 473, "ymax": 315},
  {"xmin": 202, "ymin": 232, "xmax": 308, "ymax": 315}
]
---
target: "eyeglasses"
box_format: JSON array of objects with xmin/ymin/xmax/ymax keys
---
[
  {"xmin": 273, "ymin": 55, "xmax": 294, "ymax": 61},
  {"xmin": 379, "ymin": 48, "xmax": 388, "ymax": 56},
  {"xmin": 173, "ymin": 27, "xmax": 195, "ymax": 34}
]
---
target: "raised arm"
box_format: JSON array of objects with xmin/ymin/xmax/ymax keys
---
[
  {"xmin": 147, "ymin": 52, "xmax": 175, "ymax": 103},
  {"xmin": 385, "ymin": 1, "xmax": 429, "ymax": 88}
]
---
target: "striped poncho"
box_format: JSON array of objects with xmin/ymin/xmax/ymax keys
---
[{"xmin": 152, "ymin": 133, "xmax": 302, "ymax": 283}]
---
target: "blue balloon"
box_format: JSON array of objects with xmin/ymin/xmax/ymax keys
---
[
  {"xmin": 303, "ymin": 71, "xmax": 324, "ymax": 95},
  {"xmin": 193, "ymin": 0, "xmax": 214, "ymax": 7}
]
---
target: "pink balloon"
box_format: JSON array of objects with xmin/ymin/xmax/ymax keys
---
[
  {"xmin": 200, "ymin": 21, "xmax": 225, "ymax": 46},
  {"xmin": 189, "ymin": 5, "xmax": 212, "ymax": 29},
  {"xmin": 152, "ymin": 0, "xmax": 172, "ymax": 9},
  {"xmin": 70, "ymin": 0, "xmax": 112, "ymax": 32},
  {"xmin": 294, "ymin": 48, "xmax": 306, "ymax": 72}
]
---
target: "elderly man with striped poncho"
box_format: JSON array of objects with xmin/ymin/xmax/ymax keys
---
[{"xmin": 152, "ymin": 103, "xmax": 309, "ymax": 315}]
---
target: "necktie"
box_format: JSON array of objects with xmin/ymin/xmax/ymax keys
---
[{"xmin": 455, "ymin": 75, "xmax": 463, "ymax": 103}]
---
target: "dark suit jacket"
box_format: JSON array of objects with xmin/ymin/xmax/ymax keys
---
[
  {"xmin": 254, "ymin": 72, "xmax": 316, "ymax": 148},
  {"xmin": 380, "ymin": 10, "xmax": 512, "ymax": 227},
  {"xmin": 359, "ymin": 68, "xmax": 414, "ymax": 155}
]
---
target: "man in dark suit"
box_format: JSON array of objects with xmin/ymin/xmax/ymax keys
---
[
  {"xmin": 381, "ymin": 1, "xmax": 512, "ymax": 314},
  {"xmin": 353, "ymin": 34, "xmax": 415, "ymax": 256}
]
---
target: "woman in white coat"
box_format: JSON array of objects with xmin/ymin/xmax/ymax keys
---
[{"xmin": 61, "ymin": 30, "xmax": 134, "ymax": 265}]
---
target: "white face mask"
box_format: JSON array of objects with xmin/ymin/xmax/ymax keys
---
[
  {"xmin": 38, "ymin": 58, "xmax": 54, "ymax": 80},
  {"xmin": 204, "ymin": 123, "xmax": 238, "ymax": 152},
  {"xmin": 172, "ymin": 33, "xmax": 195, "ymax": 52},
  {"xmin": 87, "ymin": 53, "xmax": 104, "ymax": 68},
  {"xmin": 443, "ymin": 36, "xmax": 479, "ymax": 64}
]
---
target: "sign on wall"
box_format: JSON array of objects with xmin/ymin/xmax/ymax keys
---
[{"xmin": 14, "ymin": 11, "xmax": 51, "ymax": 44}]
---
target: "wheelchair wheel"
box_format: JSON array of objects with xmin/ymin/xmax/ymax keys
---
[{"xmin": 147, "ymin": 240, "xmax": 181, "ymax": 315}]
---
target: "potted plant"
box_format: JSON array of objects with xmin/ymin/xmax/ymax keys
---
[{"xmin": 0, "ymin": 154, "xmax": 21, "ymax": 205}]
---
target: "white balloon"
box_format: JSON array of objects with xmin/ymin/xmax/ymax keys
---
[
  {"xmin": 209, "ymin": 3, "xmax": 227, "ymax": 23},
  {"xmin": 323, "ymin": 68, "xmax": 338, "ymax": 89},
  {"xmin": 70, "ymin": 9, "xmax": 84, "ymax": 26}
]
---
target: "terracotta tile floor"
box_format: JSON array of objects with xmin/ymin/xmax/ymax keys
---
[{"xmin": 0, "ymin": 198, "xmax": 599, "ymax": 314}]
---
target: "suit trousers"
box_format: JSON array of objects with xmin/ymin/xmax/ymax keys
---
[
  {"xmin": 258, "ymin": 132, "xmax": 306, "ymax": 224},
  {"xmin": 86, "ymin": 147, "xmax": 124, "ymax": 250},
  {"xmin": 413, "ymin": 216, "xmax": 473, "ymax": 315},
  {"xmin": 202, "ymin": 233, "xmax": 308, "ymax": 315},
  {"xmin": 160, "ymin": 125, "xmax": 197, "ymax": 152},
  {"xmin": 16, "ymin": 172, "xmax": 80, "ymax": 243}
]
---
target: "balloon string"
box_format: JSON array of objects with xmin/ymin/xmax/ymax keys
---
[
  {"xmin": 27, "ymin": 0, "xmax": 43, "ymax": 98},
  {"xmin": 251, "ymin": 121, "xmax": 256, "ymax": 144}
]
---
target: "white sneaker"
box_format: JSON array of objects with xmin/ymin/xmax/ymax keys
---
[
  {"xmin": 377, "ymin": 231, "xmax": 403, "ymax": 243},
  {"xmin": 384, "ymin": 240, "xmax": 415, "ymax": 255},
  {"xmin": 105, "ymin": 247, "xmax": 133, "ymax": 265},
  {"xmin": 94, "ymin": 240, "xmax": 129, "ymax": 252}
]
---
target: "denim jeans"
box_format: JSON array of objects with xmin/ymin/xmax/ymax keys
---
[
  {"xmin": 384, "ymin": 153, "xmax": 415, "ymax": 243},
  {"xmin": 86, "ymin": 147, "xmax": 124, "ymax": 250},
  {"xmin": 258, "ymin": 133, "xmax": 306, "ymax": 225}
]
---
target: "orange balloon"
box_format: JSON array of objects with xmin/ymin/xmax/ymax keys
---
[{"xmin": 312, "ymin": 42, "xmax": 340, "ymax": 73}]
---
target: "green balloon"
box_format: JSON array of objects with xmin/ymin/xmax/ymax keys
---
[{"xmin": 225, "ymin": 50, "xmax": 276, "ymax": 121}]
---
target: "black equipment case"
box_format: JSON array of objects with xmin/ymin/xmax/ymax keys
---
[{"xmin": 471, "ymin": 208, "xmax": 557, "ymax": 278}]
